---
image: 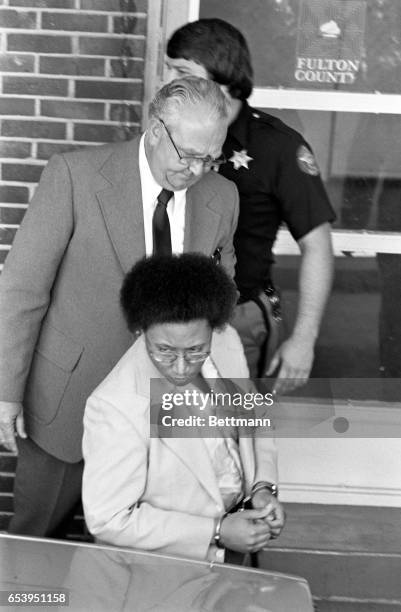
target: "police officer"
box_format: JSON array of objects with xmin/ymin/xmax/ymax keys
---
[{"xmin": 166, "ymin": 18, "xmax": 335, "ymax": 393}]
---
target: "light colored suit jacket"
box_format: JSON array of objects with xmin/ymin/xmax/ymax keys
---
[
  {"xmin": 82, "ymin": 326, "xmax": 277, "ymax": 561},
  {"xmin": 0, "ymin": 137, "xmax": 239, "ymax": 461}
]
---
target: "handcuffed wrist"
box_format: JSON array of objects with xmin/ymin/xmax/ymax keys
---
[
  {"xmin": 213, "ymin": 514, "xmax": 225, "ymax": 549},
  {"xmin": 251, "ymin": 481, "xmax": 278, "ymax": 497}
]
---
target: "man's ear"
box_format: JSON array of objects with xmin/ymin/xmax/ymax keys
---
[{"xmin": 147, "ymin": 117, "xmax": 162, "ymax": 144}]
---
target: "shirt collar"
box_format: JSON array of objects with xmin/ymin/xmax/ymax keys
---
[
  {"xmin": 139, "ymin": 133, "xmax": 164, "ymax": 206},
  {"xmin": 227, "ymin": 100, "xmax": 252, "ymax": 148},
  {"xmin": 139, "ymin": 133, "xmax": 187, "ymax": 207}
]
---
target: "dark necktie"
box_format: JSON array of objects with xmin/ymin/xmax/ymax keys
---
[{"xmin": 152, "ymin": 188, "xmax": 173, "ymax": 255}]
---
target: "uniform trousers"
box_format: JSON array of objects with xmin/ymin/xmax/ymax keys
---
[
  {"xmin": 231, "ymin": 289, "xmax": 284, "ymax": 380},
  {"xmin": 231, "ymin": 299, "xmax": 268, "ymax": 379}
]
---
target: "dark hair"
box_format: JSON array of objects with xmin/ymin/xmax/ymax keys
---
[
  {"xmin": 167, "ymin": 18, "xmax": 253, "ymax": 101},
  {"xmin": 120, "ymin": 253, "xmax": 237, "ymax": 332}
]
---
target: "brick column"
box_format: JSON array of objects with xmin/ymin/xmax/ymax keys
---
[{"xmin": 0, "ymin": 0, "xmax": 149, "ymax": 533}]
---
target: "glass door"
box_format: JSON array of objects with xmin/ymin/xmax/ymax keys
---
[{"xmin": 157, "ymin": 0, "xmax": 401, "ymax": 404}]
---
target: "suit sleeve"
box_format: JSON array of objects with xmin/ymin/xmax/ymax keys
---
[
  {"xmin": 253, "ymin": 433, "xmax": 278, "ymax": 485},
  {"xmin": 220, "ymin": 181, "xmax": 239, "ymax": 280},
  {"xmin": 0, "ymin": 154, "xmax": 74, "ymax": 401},
  {"xmin": 82, "ymin": 394, "xmax": 214, "ymax": 559}
]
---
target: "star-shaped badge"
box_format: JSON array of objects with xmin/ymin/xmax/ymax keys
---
[{"xmin": 229, "ymin": 149, "xmax": 253, "ymax": 170}]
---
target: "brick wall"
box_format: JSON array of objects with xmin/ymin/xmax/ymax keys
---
[{"xmin": 0, "ymin": 0, "xmax": 149, "ymax": 534}]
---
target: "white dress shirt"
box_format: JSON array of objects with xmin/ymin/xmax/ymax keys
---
[{"xmin": 139, "ymin": 135, "xmax": 187, "ymax": 256}]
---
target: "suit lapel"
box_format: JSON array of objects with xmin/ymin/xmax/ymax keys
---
[
  {"xmin": 96, "ymin": 136, "xmax": 146, "ymax": 273},
  {"xmin": 184, "ymin": 182, "xmax": 221, "ymax": 254},
  {"xmin": 96, "ymin": 142, "xmax": 223, "ymax": 267}
]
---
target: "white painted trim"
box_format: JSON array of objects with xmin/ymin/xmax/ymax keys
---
[
  {"xmin": 273, "ymin": 228, "xmax": 401, "ymax": 256},
  {"xmin": 187, "ymin": 0, "xmax": 200, "ymax": 22},
  {"xmin": 250, "ymin": 88, "xmax": 401, "ymax": 115},
  {"xmin": 141, "ymin": 0, "xmax": 164, "ymax": 128},
  {"xmin": 279, "ymin": 483, "xmax": 401, "ymax": 507}
]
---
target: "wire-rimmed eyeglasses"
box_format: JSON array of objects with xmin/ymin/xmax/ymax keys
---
[
  {"xmin": 157, "ymin": 117, "xmax": 226, "ymax": 168},
  {"xmin": 148, "ymin": 347, "xmax": 211, "ymax": 365}
]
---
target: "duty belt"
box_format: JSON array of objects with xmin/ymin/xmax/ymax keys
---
[
  {"xmin": 237, "ymin": 282, "xmax": 282, "ymax": 322},
  {"xmin": 237, "ymin": 282, "xmax": 282, "ymax": 377}
]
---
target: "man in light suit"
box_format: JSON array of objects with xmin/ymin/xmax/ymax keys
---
[
  {"xmin": 0, "ymin": 77, "xmax": 239, "ymax": 537},
  {"xmin": 83, "ymin": 254, "xmax": 284, "ymax": 563}
]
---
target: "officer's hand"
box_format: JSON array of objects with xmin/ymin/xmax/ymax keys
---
[
  {"xmin": 219, "ymin": 508, "xmax": 272, "ymax": 553},
  {"xmin": 265, "ymin": 336, "xmax": 314, "ymax": 395},
  {"xmin": 0, "ymin": 401, "xmax": 26, "ymax": 453}
]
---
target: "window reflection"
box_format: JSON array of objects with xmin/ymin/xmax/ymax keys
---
[
  {"xmin": 200, "ymin": 0, "xmax": 401, "ymax": 94},
  {"xmin": 335, "ymin": 113, "xmax": 401, "ymax": 232},
  {"xmin": 267, "ymin": 108, "xmax": 401, "ymax": 393},
  {"xmin": 258, "ymin": 109, "xmax": 401, "ymax": 235},
  {"xmin": 275, "ymin": 255, "xmax": 401, "ymax": 400}
]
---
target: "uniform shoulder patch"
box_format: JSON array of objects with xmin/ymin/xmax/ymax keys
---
[{"xmin": 296, "ymin": 145, "xmax": 320, "ymax": 176}]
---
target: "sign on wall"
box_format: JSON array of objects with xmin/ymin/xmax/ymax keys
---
[
  {"xmin": 295, "ymin": 0, "xmax": 366, "ymax": 88},
  {"xmin": 200, "ymin": 0, "xmax": 401, "ymax": 94}
]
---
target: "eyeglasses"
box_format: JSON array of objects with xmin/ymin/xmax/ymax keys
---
[
  {"xmin": 157, "ymin": 117, "xmax": 226, "ymax": 168},
  {"xmin": 148, "ymin": 347, "xmax": 211, "ymax": 365}
]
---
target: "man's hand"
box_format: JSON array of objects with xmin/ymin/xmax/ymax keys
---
[
  {"xmin": 252, "ymin": 489, "xmax": 285, "ymax": 539},
  {"xmin": 265, "ymin": 335, "xmax": 314, "ymax": 395},
  {"xmin": 0, "ymin": 401, "xmax": 26, "ymax": 453},
  {"xmin": 266, "ymin": 222, "xmax": 334, "ymax": 396},
  {"xmin": 219, "ymin": 508, "xmax": 272, "ymax": 553}
]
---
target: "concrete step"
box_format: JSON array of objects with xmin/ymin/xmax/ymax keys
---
[
  {"xmin": 315, "ymin": 601, "xmax": 401, "ymax": 612},
  {"xmin": 259, "ymin": 503, "xmax": 401, "ymax": 608}
]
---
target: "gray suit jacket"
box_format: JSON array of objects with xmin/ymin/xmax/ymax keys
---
[{"xmin": 0, "ymin": 136, "xmax": 239, "ymax": 461}]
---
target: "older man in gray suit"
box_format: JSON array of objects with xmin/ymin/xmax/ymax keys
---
[{"xmin": 0, "ymin": 77, "xmax": 239, "ymax": 537}]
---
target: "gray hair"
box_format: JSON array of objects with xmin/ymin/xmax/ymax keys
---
[{"xmin": 148, "ymin": 76, "xmax": 228, "ymax": 123}]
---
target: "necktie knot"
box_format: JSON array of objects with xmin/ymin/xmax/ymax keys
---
[{"xmin": 157, "ymin": 188, "xmax": 173, "ymax": 208}]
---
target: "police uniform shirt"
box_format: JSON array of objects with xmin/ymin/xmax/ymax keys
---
[{"xmin": 218, "ymin": 101, "xmax": 336, "ymax": 296}]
